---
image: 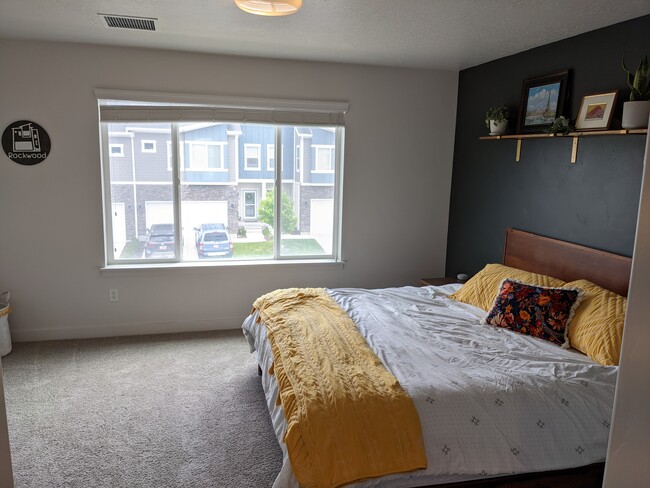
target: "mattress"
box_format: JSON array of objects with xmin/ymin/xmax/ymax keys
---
[{"xmin": 242, "ymin": 284, "xmax": 617, "ymax": 488}]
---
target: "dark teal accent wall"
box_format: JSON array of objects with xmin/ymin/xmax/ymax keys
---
[{"xmin": 446, "ymin": 15, "xmax": 649, "ymax": 277}]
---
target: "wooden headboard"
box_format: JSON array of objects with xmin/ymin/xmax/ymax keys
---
[{"xmin": 503, "ymin": 228, "xmax": 632, "ymax": 296}]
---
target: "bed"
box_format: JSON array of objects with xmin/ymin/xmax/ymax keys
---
[{"xmin": 242, "ymin": 228, "xmax": 632, "ymax": 488}]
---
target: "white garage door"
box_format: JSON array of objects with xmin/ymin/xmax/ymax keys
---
[
  {"xmin": 145, "ymin": 201, "xmax": 174, "ymax": 229},
  {"xmin": 145, "ymin": 201, "xmax": 228, "ymax": 231},
  {"xmin": 310, "ymin": 199, "xmax": 334, "ymax": 236},
  {"xmin": 182, "ymin": 201, "xmax": 228, "ymax": 230},
  {"xmin": 310, "ymin": 199, "xmax": 334, "ymax": 254},
  {"xmin": 111, "ymin": 202, "xmax": 126, "ymax": 257}
]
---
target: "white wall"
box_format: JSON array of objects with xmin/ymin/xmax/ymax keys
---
[
  {"xmin": 0, "ymin": 40, "xmax": 458, "ymax": 341},
  {"xmin": 603, "ymin": 126, "xmax": 650, "ymax": 486}
]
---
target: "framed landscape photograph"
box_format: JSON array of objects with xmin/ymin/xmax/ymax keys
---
[
  {"xmin": 575, "ymin": 90, "xmax": 618, "ymax": 131},
  {"xmin": 517, "ymin": 70, "xmax": 570, "ymax": 133}
]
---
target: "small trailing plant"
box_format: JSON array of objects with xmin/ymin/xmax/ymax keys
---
[
  {"xmin": 546, "ymin": 116, "xmax": 575, "ymax": 135},
  {"xmin": 485, "ymin": 105, "xmax": 511, "ymax": 128},
  {"xmin": 623, "ymin": 55, "xmax": 650, "ymax": 101}
]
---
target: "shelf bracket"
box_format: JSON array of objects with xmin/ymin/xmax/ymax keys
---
[
  {"xmin": 571, "ymin": 136, "xmax": 579, "ymax": 164},
  {"xmin": 515, "ymin": 139, "xmax": 522, "ymax": 162}
]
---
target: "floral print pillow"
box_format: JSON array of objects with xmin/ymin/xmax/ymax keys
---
[{"xmin": 485, "ymin": 279, "xmax": 582, "ymax": 348}]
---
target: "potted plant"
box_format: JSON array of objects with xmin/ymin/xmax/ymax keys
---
[
  {"xmin": 622, "ymin": 55, "xmax": 650, "ymax": 129},
  {"xmin": 485, "ymin": 105, "xmax": 511, "ymax": 135},
  {"xmin": 546, "ymin": 116, "xmax": 575, "ymax": 135}
]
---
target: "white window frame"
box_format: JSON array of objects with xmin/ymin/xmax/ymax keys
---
[
  {"xmin": 187, "ymin": 141, "xmax": 226, "ymax": 171},
  {"xmin": 167, "ymin": 141, "xmax": 185, "ymax": 171},
  {"xmin": 313, "ymin": 145, "xmax": 335, "ymax": 173},
  {"xmin": 97, "ymin": 89, "xmax": 347, "ymax": 268},
  {"xmin": 141, "ymin": 140, "xmax": 157, "ymax": 153},
  {"xmin": 110, "ymin": 144, "xmax": 124, "ymax": 157},
  {"xmin": 244, "ymin": 144, "xmax": 261, "ymax": 171},
  {"xmin": 267, "ymin": 144, "xmax": 275, "ymax": 171}
]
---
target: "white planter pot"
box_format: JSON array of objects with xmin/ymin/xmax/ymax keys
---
[
  {"xmin": 489, "ymin": 119, "xmax": 508, "ymax": 135},
  {"xmin": 622, "ymin": 101, "xmax": 650, "ymax": 129}
]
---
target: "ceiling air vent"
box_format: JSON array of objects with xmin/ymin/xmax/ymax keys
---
[{"xmin": 100, "ymin": 14, "xmax": 157, "ymax": 31}]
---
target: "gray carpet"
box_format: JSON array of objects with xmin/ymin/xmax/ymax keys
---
[{"xmin": 2, "ymin": 330, "xmax": 283, "ymax": 488}]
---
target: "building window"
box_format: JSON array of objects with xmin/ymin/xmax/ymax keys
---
[
  {"xmin": 98, "ymin": 90, "xmax": 346, "ymax": 266},
  {"xmin": 244, "ymin": 144, "xmax": 261, "ymax": 171},
  {"xmin": 188, "ymin": 142, "xmax": 226, "ymax": 171},
  {"xmin": 267, "ymin": 144, "xmax": 275, "ymax": 171},
  {"xmin": 295, "ymin": 144, "xmax": 301, "ymax": 172},
  {"xmin": 314, "ymin": 145, "xmax": 335, "ymax": 172},
  {"xmin": 243, "ymin": 190, "xmax": 257, "ymax": 219},
  {"xmin": 110, "ymin": 144, "xmax": 124, "ymax": 157},
  {"xmin": 141, "ymin": 140, "xmax": 157, "ymax": 153}
]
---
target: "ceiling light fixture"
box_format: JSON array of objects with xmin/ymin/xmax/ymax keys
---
[{"xmin": 234, "ymin": 0, "xmax": 302, "ymax": 17}]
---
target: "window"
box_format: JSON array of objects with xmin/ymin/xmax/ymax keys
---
[
  {"xmin": 110, "ymin": 144, "xmax": 124, "ymax": 157},
  {"xmin": 141, "ymin": 140, "xmax": 156, "ymax": 153},
  {"xmin": 267, "ymin": 144, "xmax": 275, "ymax": 171},
  {"xmin": 295, "ymin": 144, "xmax": 301, "ymax": 171},
  {"xmin": 244, "ymin": 144, "xmax": 261, "ymax": 171},
  {"xmin": 188, "ymin": 142, "xmax": 225, "ymax": 170},
  {"xmin": 314, "ymin": 145, "xmax": 335, "ymax": 172},
  {"xmin": 243, "ymin": 190, "xmax": 257, "ymax": 219},
  {"xmin": 97, "ymin": 89, "xmax": 346, "ymax": 266}
]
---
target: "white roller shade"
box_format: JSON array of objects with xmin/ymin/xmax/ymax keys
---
[{"xmin": 96, "ymin": 89, "xmax": 348, "ymax": 126}]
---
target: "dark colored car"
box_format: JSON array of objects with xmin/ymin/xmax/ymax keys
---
[
  {"xmin": 196, "ymin": 227, "xmax": 233, "ymax": 258},
  {"xmin": 144, "ymin": 223, "xmax": 175, "ymax": 258}
]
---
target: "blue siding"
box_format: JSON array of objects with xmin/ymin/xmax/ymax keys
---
[
  {"xmin": 238, "ymin": 125, "xmax": 274, "ymax": 179},
  {"xmin": 304, "ymin": 127, "xmax": 335, "ymax": 185},
  {"xmin": 281, "ymin": 126, "xmax": 295, "ymax": 180}
]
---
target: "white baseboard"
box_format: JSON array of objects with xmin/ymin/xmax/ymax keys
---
[{"xmin": 10, "ymin": 317, "xmax": 243, "ymax": 342}]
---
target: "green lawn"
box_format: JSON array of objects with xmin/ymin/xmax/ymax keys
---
[
  {"xmin": 232, "ymin": 238, "xmax": 324, "ymax": 258},
  {"xmin": 117, "ymin": 237, "xmax": 324, "ymax": 260},
  {"xmin": 119, "ymin": 239, "xmax": 145, "ymax": 259}
]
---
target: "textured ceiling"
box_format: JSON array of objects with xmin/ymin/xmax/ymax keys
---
[{"xmin": 1, "ymin": 0, "xmax": 648, "ymax": 70}]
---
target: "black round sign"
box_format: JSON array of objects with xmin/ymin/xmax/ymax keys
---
[{"xmin": 2, "ymin": 120, "xmax": 51, "ymax": 165}]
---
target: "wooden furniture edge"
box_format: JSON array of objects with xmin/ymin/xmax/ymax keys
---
[
  {"xmin": 479, "ymin": 129, "xmax": 647, "ymax": 140},
  {"xmin": 503, "ymin": 228, "xmax": 632, "ymax": 296}
]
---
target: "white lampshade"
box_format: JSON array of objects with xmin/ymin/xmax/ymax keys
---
[{"xmin": 234, "ymin": 0, "xmax": 302, "ymax": 16}]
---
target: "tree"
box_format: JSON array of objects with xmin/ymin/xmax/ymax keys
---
[{"xmin": 258, "ymin": 190, "xmax": 298, "ymax": 234}]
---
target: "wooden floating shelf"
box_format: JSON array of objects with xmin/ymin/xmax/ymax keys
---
[{"xmin": 479, "ymin": 129, "xmax": 647, "ymax": 162}]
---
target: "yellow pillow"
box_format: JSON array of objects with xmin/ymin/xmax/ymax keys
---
[
  {"xmin": 449, "ymin": 263, "xmax": 566, "ymax": 311},
  {"xmin": 565, "ymin": 279, "xmax": 627, "ymax": 366}
]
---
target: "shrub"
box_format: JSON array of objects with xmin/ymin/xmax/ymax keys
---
[{"xmin": 258, "ymin": 190, "xmax": 298, "ymax": 234}]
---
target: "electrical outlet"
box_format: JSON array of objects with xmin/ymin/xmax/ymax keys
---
[{"xmin": 109, "ymin": 288, "xmax": 119, "ymax": 302}]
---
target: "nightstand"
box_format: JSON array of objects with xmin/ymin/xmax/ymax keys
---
[{"xmin": 419, "ymin": 277, "xmax": 465, "ymax": 286}]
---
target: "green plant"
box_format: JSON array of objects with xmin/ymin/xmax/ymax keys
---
[
  {"xmin": 546, "ymin": 116, "xmax": 575, "ymax": 135},
  {"xmin": 623, "ymin": 55, "xmax": 650, "ymax": 101},
  {"xmin": 261, "ymin": 226, "xmax": 272, "ymax": 241},
  {"xmin": 258, "ymin": 190, "xmax": 298, "ymax": 234},
  {"xmin": 485, "ymin": 105, "xmax": 511, "ymax": 128},
  {"xmin": 237, "ymin": 226, "xmax": 247, "ymax": 238}
]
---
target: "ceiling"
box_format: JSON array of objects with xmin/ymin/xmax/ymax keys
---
[{"xmin": 1, "ymin": 0, "xmax": 648, "ymax": 70}]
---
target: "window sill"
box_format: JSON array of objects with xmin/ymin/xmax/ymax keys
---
[{"xmin": 100, "ymin": 258, "xmax": 345, "ymax": 275}]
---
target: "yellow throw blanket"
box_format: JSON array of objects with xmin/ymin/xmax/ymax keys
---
[{"xmin": 253, "ymin": 288, "xmax": 427, "ymax": 488}]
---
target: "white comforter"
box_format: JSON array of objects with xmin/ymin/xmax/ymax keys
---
[{"xmin": 242, "ymin": 284, "xmax": 617, "ymax": 487}]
